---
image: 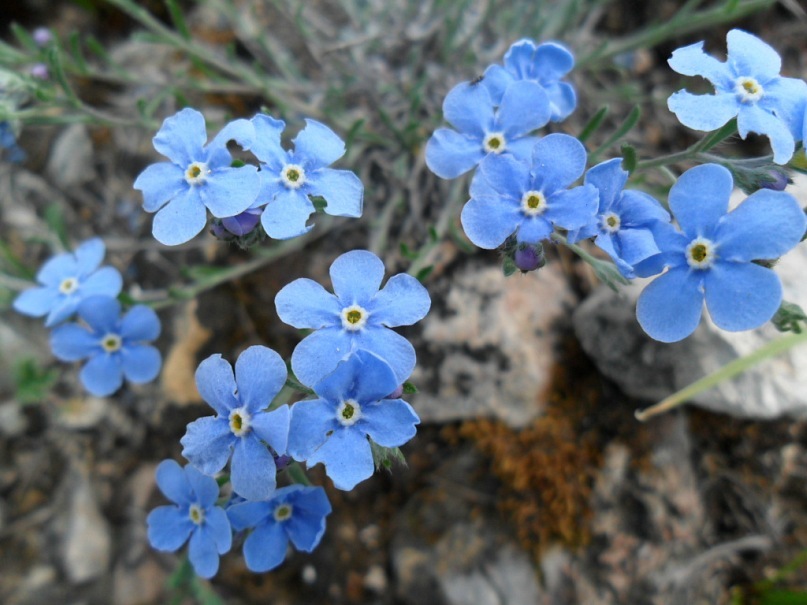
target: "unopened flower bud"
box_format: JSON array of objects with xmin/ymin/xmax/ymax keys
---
[
  {"xmin": 386, "ymin": 384, "xmax": 404, "ymax": 399},
  {"xmin": 221, "ymin": 208, "xmax": 262, "ymax": 236},
  {"xmin": 30, "ymin": 63, "xmax": 49, "ymax": 80},
  {"xmin": 33, "ymin": 27, "xmax": 52, "ymax": 47},
  {"xmin": 759, "ymin": 167, "xmax": 791, "ymax": 192},
  {"xmin": 514, "ymin": 243, "xmax": 546, "ymax": 273}
]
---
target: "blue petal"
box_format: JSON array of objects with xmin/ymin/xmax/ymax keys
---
[
  {"xmin": 291, "ymin": 327, "xmax": 354, "ymax": 388},
  {"xmin": 293, "ymin": 119, "xmax": 346, "ymax": 169},
  {"xmin": 618, "ymin": 190, "xmax": 670, "ymax": 227},
  {"xmin": 155, "ymin": 459, "xmax": 193, "ymax": 504},
  {"xmin": 37, "ymin": 253, "xmax": 77, "ymax": 286},
  {"xmin": 120, "ymin": 344, "xmax": 161, "ymax": 383},
  {"xmin": 80, "ymin": 354, "xmax": 124, "ymax": 396},
  {"xmin": 477, "ymin": 152, "xmax": 529, "ymax": 200},
  {"xmin": 189, "ymin": 525, "xmax": 220, "ymax": 579},
  {"xmin": 424, "ymin": 128, "xmax": 484, "ymax": 179},
  {"xmin": 546, "ymin": 81, "xmax": 577, "ymax": 122},
  {"xmin": 443, "ymin": 81, "xmax": 495, "ymax": 137},
  {"xmin": 667, "ymin": 91, "xmax": 738, "ymax": 132},
  {"xmin": 73, "ymin": 238, "xmax": 105, "ymax": 275},
  {"xmin": 133, "ymin": 162, "xmax": 187, "ymax": 213},
  {"xmin": 152, "ymin": 108, "xmax": 207, "ymax": 166},
  {"xmin": 585, "ymin": 158, "xmax": 627, "ymax": 212},
  {"xmin": 120, "ymin": 305, "xmax": 161, "ymax": 341},
  {"xmin": 496, "ymin": 80, "xmax": 551, "ymax": 137},
  {"xmin": 714, "ymin": 189, "xmax": 806, "ymax": 261},
  {"xmin": 704, "ymin": 262, "xmax": 781, "ymax": 331},
  {"xmin": 227, "ymin": 501, "xmax": 270, "ymax": 531},
  {"xmin": 250, "ymin": 404, "xmax": 290, "ymax": 455},
  {"xmin": 275, "ymin": 278, "xmax": 341, "ymax": 329},
  {"xmin": 593, "ymin": 232, "xmax": 636, "ymax": 278},
  {"xmin": 285, "ymin": 508, "xmax": 328, "ymax": 552},
  {"xmin": 250, "ymin": 114, "xmax": 287, "ymax": 168},
  {"xmin": 308, "ymin": 169, "xmax": 363, "ymax": 217},
  {"xmin": 314, "ymin": 350, "xmax": 398, "ymax": 405},
  {"xmin": 503, "ymin": 39, "xmax": 539, "ymax": 78},
  {"xmin": 516, "ymin": 216, "xmax": 553, "ymax": 244},
  {"xmin": 243, "ymin": 521, "xmax": 288, "ymax": 572},
  {"xmin": 147, "ymin": 506, "xmax": 193, "ymax": 551},
  {"xmin": 530, "ymin": 133, "xmax": 587, "ymax": 193},
  {"xmin": 763, "ymin": 77, "xmax": 807, "ymax": 137},
  {"xmin": 78, "ymin": 295, "xmax": 121, "ymax": 332},
  {"xmin": 636, "ymin": 267, "xmax": 705, "ymax": 343},
  {"xmin": 362, "ymin": 399, "xmax": 419, "ymax": 448},
  {"xmin": 667, "ymin": 41, "xmax": 733, "ymax": 89},
  {"xmin": 366, "ymin": 274, "xmax": 431, "ymax": 328},
  {"xmin": 482, "ymin": 64, "xmax": 513, "ymax": 105},
  {"xmin": 306, "ymin": 427, "xmax": 375, "ymax": 490},
  {"xmin": 330, "ymin": 250, "xmax": 385, "ymax": 305},
  {"xmin": 181, "ymin": 417, "xmax": 234, "ymax": 476},
  {"xmin": 288, "ymin": 398, "xmax": 339, "ymax": 461},
  {"xmin": 668, "ymin": 164, "xmax": 732, "ymax": 238},
  {"xmin": 44, "ymin": 298, "xmax": 80, "ymax": 328},
  {"xmin": 614, "ymin": 228, "xmax": 661, "ymax": 266},
  {"xmin": 208, "ymin": 118, "xmax": 255, "ymax": 152},
  {"xmin": 726, "ymin": 29, "xmax": 781, "ymax": 82},
  {"xmin": 13, "ymin": 287, "xmax": 59, "ymax": 318},
  {"xmin": 231, "ymin": 436, "xmax": 277, "ymax": 502},
  {"xmin": 79, "ymin": 267, "xmax": 123, "ymax": 299},
  {"xmin": 200, "ymin": 165, "xmax": 261, "ymax": 218},
  {"xmin": 185, "ymin": 464, "xmax": 221, "ymax": 508},
  {"xmin": 737, "ymin": 104, "xmax": 795, "ymax": 165},
  {"xmin": 235, "ymin": 345, "xmax": 287, "ymax": 412},
  {"xmin": 259, "ymin": 189, "xmax": 315, "ymax": 239},
  {"xmin": 151, "ymin": 187, "xmax": 208, "ymax": 245},
  {"xmin": 288, "ymin": 485, "xmax": 332, "ymax": 517},
  {"xmin": 355, "ymin": 327, "xmax": 416, "ymax": 384},
  {"xmin": 195, "ymin": 354, "xmax": 239, "ymax": 415},
  {"xmin": 205, "ymin": 506, "xmax": 232, "ymax": 554},
  {"xmin": 544, "ymin": 185, "xmax": 599, "ymax": 231},
  {"xmin": 460, "ymin": 195, "xmax": 521, "ymax": 249},
  {"xmin": 531, "ymin": 42, "xmax": 575, "ymax": 81}
]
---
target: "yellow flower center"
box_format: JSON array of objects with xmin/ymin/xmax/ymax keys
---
[
  {"xmin": 185, "ymin": 162, "xmax": 208, "ymax": 185},
  {"xmin": 273, "ymin": 504, "xmax": 293, "ymax": 522},
  {"xmin": 337, "ymin": 398, "xmax": 362, "ymax": 427},
  {"xmin": 601, "ymin": 212, "xmax": 621, "ymax": 233},
  {"xmin": 59, "ymin": 277, "xmax": 79, "ymax": 295},
  {"xmin": 341, "ymin": 304, "xmax": 369, "ymax": 331},
  {"xmin": 521, "ymin": 190, "xmax": 546, "ymax": 216},
  {"xmin": 686, "ymin": 237, "xmax": 717, "ymax": 269},
  {"xmin": 229, "ymin": 407, "xmax": 251, "ymax": 437},
  {"xmin": 483, "ymin": 132, "xmax": 507, "ymax": 154},
  {"xmin": 281, "ymin": 164, "xmax": 306, "ymax": 189},
  {"xmin": 735, "ymin": 77, "xmax": 764, "ymax": 103},
  {"xmin": 101, "ymin": 334, "xmax": 122, "ymax": 353},
  {"xmin": 189, "ymin": 503, "xmax": 205, "ymax": 525}
]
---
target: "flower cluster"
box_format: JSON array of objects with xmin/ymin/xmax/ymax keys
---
[
  {"xmin": 133, "ymin": 108, "xmax": 363, "ymax": 246},
  {"xmin": 427, "ymin": 32, "xmax": 807, "ymax": 342},
  {"xmin": 13, "ymin": 238, "xmax": 162, "ymax": 396},
  {"xmin": 148, "ymin": 250, "xmax": 430, "ymax": 577}
]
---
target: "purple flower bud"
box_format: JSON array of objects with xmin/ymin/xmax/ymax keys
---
[
  {"xmin": 274, "ymin": 454, "xmax": 292, "ymax": 470},
  {"xmin": 220, "ymin": 208, "xmax": 262, "ymax": 236},
  {"xmin": 30, "ymin": 63, "xmax": 49, "ymax": 80},
  {"xmin": 759, "ymin": 167, "xmax": 791, "ymax": 192},
  {"xmin": 514, "ymin": 243, "xmax": 546, "ymax": 273},
  {"xmin": 386, "ymin": 384, "xmax": 404, "ymax": 399},
  {"xmin": 33, "ymin": 27, "xmax": 52, "ymax": 47}
]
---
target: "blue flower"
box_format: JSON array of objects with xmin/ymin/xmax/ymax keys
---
[
  {"xmin": 147, "ymin": 459, "xmax": 232, "ymax": 579},
  {"xmin": 180, "ymin": 346, "xmax": 290, "ymax": 502},
  {"xmin": 425, "ymin": 78, "xmax": 551, "ymax": 179},
  {"xmin": 0, "ymin": 121, "xmax": 26, "ymax": 163},
  {"xmin": 636, "ymin": 163, "xmax": 806, "ymax": 343},
  {"xmin": 227, "ymin": 485, "xmax": 331, "ymax": 572},
  {"xmin": 13, "ymin": 238, "xmax": 123, "ymax": 327},
  {"xmin": 667, "ymin": 29, "xmax": 807, "ymax": 164},
  {"xmin": 568, "ymin": 158, "xmax": 671, "ymax": 278},
  {"xmin": 247, "ymin": 114, "xmax": 363, "ymax": 239},
  {"xmin": 483, "ymin": 39, "xmax": 577, "ymax": 122},
  {"xmin": 133, "ymin": 108, "xmax": 261, "ymax": 245},
  {"xmin": 287, "ymin": 350, "xmax": 419, "ymax": 490},
  {"xmin": 50, "ymin": 295, "xmax": 161, "ymax": 396},
  {"xmin": 275, "ymin": 249, "xmax": 431, "ymax": 387},
  {"xmin": 461, "ymin": 133, "xmax": 598, "ymax": 247}
]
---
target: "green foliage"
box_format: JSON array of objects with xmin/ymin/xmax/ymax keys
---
[
  {"xmin": 13, "ymin": 358, "xmax": 59, "ymax": 405},
  {"xmin": 369, "ymin": 440, "xmax": 407, "ymax": 472},
  {"xmin": 772, "ymin": 301, "xmax": 807, "ymax": 334}
]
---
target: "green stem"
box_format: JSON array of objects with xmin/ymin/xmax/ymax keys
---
[{"xmin": 286, "ymin": 462, "xmax": 311, "ymax": 486}]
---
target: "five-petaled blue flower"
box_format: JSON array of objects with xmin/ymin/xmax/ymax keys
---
[
  {"xmin": 667, "ymin": 29, "xmax": 807, "ymax": 164},
  {"xmin": 425, "ymin": 78, "xmax": 551, "ymax": 179},
  {"xmin": 13, "ymin": 238, "xmax": 123, "ymax": 327},
  {"xmin": 275, "ymin": 249, "xmax": 431, "ymax": 387},
  {"xmin": 147, "ymin": 459, "xmax": 232, "ymax": 579},
  {"xmin": 461, "ymin": 133, "xmax": 598, "ymax": 247},
  {"xmin": 636, "ymin": 163, "xmax": 806, "ymax": 343},
  {"xmin": 50, "ymin": 295, "xmax": 161, "ymax": 396},
  {"xmin": 247, "ymin": 114, "xmax": 363, "ymax": 240},
  {"xmin": 287, "ymin": 349, "xmax": 419, "ymax": 490},
  {"xmin": 483, "ymin": 39, "xmax": 577, "ymax": 122},
  {"xmin": 0, "ymin": 120, "xmax": 26, "ymax": 164},
  {"xmin": 181, "ymin": 346, "xmax": 290, "ymax": 502},
  {"xmin": 133, "ymin": 108, "xmax": 261, "ymax": 245},
  {"xmin": 227, "ymin": 485, "xmax": 331, "ymax": 572},
  {"xmin": 568, "ymin": 158, "xmax": 671, "ymax": 279}
]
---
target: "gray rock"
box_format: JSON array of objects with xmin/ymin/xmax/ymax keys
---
[
  {"xmin": 61, "ymin": 471, "xmax": 112, "ymax": 584},
  {"xmin": 414, "ymin": 259, "xmax": 576, "ymax": 427},
  {"xmin": 46, "ymin": 124, "xmax": 95, "ymax": 188}
]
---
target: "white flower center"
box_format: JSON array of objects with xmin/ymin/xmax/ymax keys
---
[
  {"xmin": 341, "ymin": 304, "xmax": 369, "ymax": 331},
  {"xmin": 735, "ymin": 77, "xmax": 764, "ymax": 103},
  {"xmin": 59, "ymin": 277, "xmax": 79, "ymax": 295},
  {"xmin": 601, "ymin": 212, "xmax": 621, "ymax": 233},
  {"xmin": 483, "ymin": 132, "xmax": 506, "ymax": 154},
  {"xmin": 185, "ymin": 161, "xmax": 209, "ymax": 185},
  {"xmin": 273, "ymin": 503, "xmax": 293, "ymax": 522},
  {"xmin": 100, "ymin": 333, "xmax": 122, "ymax": 353},
  {"xmin": 336, "ymin": 399, "xmax": 362, "ymax": 427},
  {"xmin": 189, "ymin": 503, "xmax": 205, "ymax": 525},
  {"xmin": 686, "ymin": 237, "xmax": 717, "ymax": 270},
  {"xmin": 281, "ymin": 164, "xmax": 306, "ymax": 189},
  {"xmin": 229, "ymin": 406, "xmax": 251, "ymax": 437},
  {"xmin": 521, "ymin": 190, "xmax": 547, "ymax": 216}
]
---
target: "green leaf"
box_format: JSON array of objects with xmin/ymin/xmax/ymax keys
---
[
  {"xmin": 44, "ymin": 203, "xmax": 70, "ymax": 249},
  {"xmin": 10, "ymin": 23, "xmax": 40, "ymax": 53},
  {"xmin": 415, "ymin": 265, "xmax": 434, "ymax": 282},
  {"xmin": 400, "ymin": 242, "xmax": 418, "ymax": 260},
  {"xmin": 590, "ymin": 105, "xmax": 641, "ymax": 162},
  {"xmin": 772, "ymin": 300, "xmax": 807, "ymax": 334},
  {"xmin": 402, "ymin": 381, "xmax": 418, "ymax": 394},
  {"xmin": 502, "ymin": 255, "xmax": 517, "ymax": 277},
  {"xmin": 165, "ymin": 0, "xmax": 192, "ymax": 40},
  {"xmin": 13, "ymin": 358, "xmax": 59, "ymax": 405},
  {"xmin": 759, "ymin": 589, "xmax": 807, "ymax": 605},
  {"xmin": 578, "ymin": 105, "xmax": 608, "ymax": 143},
  {"xmin": 310, "ymin": 195, "xmax": 327, "ymax": 212},
  {"xmin": 68, "ymin": 32, "xmax": 88, "ymax": 74},
  {"xmin": 621, "ymin": 143, "xmax": 637, "ymax": 174},
  {"xmin": 369, "ymin": 440, "xmax": 407, "ymax": 472}
]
